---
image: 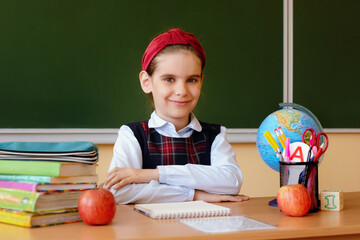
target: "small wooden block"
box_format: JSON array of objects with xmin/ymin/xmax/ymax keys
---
[{"xmin": 321, "ymin": 190, "xmax": 344, "ymax": 211}]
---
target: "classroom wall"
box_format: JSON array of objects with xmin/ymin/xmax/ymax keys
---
[{"xmin": 96, "ymin": 133, "xmax": 360, "ymax": 197}]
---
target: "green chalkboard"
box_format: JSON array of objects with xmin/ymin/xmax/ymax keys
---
[
  {"xmin": 0, "ymin": 0, "xmax": 283, "ymax": 128},
  {"xmin": 293, "ymin": 0, "xmax": 360, "ymax": 128}
]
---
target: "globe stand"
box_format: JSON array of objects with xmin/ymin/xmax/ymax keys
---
[{"xmin": 268, "ymin": 198, "xmax": 278, "ymax": 207}]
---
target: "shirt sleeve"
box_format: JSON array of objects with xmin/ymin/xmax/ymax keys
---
[
  {"xmin": 108, "ymin": 125, "xmax": 195, "ymax": 204},
  {"xmin": 157, "ymin": 126, "xmax": 243, "ymax": 195}
]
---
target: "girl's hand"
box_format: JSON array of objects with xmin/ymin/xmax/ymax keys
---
[
  {"xmin": 103, "ymin": 168, "xmax": 159, "ymax": 190},
  {"xmin": 194, "ymin": 190, "xmax": 250, "ymax": 203}
]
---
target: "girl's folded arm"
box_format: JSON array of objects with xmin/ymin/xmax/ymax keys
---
[{"xmin": 157, "ymin": 126, "xmax": 243, "ymax": 195}]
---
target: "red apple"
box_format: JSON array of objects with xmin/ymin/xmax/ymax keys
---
[
  {"xmin": 277, "ymin": 184, "xmax": 311, "ymax": 217},
  {"xmin": 78, "ymin": 189, "xmax": 116, "ymax": 225}
]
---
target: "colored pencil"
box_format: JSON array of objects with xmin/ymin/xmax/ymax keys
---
[
  {"xmin": 274, "ymin": 128, "xmax": 286, "ymax": 149},
  {"xmin": 278, "ymin": 127, "xmax": 287, "ymax": 143},
  {"xmin": 264, "ymin": 131, "xmax": 279, "ymax": 152}
]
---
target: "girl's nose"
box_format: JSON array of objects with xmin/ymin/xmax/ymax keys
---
[{"xmin": 175, "ymin": 82, "xmax": 187, "ymax": 96}]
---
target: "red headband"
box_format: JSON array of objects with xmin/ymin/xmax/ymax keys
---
[{"xmin": 141, "ymin": 28, "xmax": 206, "ymax": 71}]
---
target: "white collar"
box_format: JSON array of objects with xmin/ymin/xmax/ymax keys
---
[{"xmin": 148, "ymin": 111, "xmax": 202, "ymax": 133}]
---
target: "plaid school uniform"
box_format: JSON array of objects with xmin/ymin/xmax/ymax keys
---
[{"xmin": 126, "ymin": 121, "xmax": 220, "ymax": 169}]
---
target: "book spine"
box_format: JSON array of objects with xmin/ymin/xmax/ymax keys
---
[
  {"xmin": 0, "ymin": 174, "xmax": 51, "ymax": 183},
  {"xmin": 0, "ymin": 209, "xmax": 32, "ymax": 227},
  {"xmin": 0, "ymin": 160, "xmax": 60, "ymax": 176},
  {"xmin": 0, "ymin": 180, "xmax": 38, "ymax": 192},
  {"xmin": 0, "ymin": 188, "xmax": 40, "ymax": 212}
]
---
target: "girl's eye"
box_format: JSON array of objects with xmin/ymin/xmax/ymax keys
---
[
  {"xmin": 188, "ymin": 78, "xmax": 198, "ymax": 83},
  {"xmin": 164, "ymin": 78, "xmax": 174, "ymax": 82}
]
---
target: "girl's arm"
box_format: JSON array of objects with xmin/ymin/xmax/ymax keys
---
[
  {"xmin": 109, "ymin": 181, "xmax": 194, "ymax": 204},
  {"xmin": 104, "ymin": 125, "xmax": 246, "ymax": 203},
  {"xmin": 104, "ymin": 126, "xmax": 195, "ymax": 204},
  {"xmin": 156, "ymin": 126, "xmax": 243, "ymax": 195}
]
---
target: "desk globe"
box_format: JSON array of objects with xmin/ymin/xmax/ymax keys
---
[{"xmin": 256, "ymin": 103, "xmax": 323, "ymax": 172}]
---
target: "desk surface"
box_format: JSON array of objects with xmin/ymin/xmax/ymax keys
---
[{"xmin": 2, "ymin": 192, "xmax": 360, "ymax": 240}]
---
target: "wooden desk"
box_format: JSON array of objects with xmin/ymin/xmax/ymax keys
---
[{"xmin": 2, "ymin": 192, "xmax": 360, "ymax": 240}]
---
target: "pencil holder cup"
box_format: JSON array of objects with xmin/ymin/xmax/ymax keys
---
[{"xmin": 279, "ymin": 161, "xmax": 320, "ymax": 212}]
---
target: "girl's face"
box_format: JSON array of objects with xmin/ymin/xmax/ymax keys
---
[{"xmin": 140, "ymin": 50, "xmax": 203, "ymax": 131}]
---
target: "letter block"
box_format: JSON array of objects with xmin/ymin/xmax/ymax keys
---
[{"xmin": 320, "ymin": 190, "xmax": 344, "ymax": 211}]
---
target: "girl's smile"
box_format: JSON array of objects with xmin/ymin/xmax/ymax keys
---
[{"xmin": 169, "ymin": 99, "xmax": 192, "ymax": 106}]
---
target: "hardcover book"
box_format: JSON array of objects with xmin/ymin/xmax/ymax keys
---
[
  {"xmin": 0, "ymin": 174, "xmax": 98, "ymax": 184},
  {"xmin": 0, "ymin": 180, "xmax": 97, "ymax": 192},
  {"xmin": 0, "ymin": 208, "xmax": 81, "ymax": 227},
  {"xmin": 0, "ymin": 187, "xmax": 82, "ymax": 212},
  {"xmin": 0, "ymin": 161, "xmax": 97, "ymax": 176}
]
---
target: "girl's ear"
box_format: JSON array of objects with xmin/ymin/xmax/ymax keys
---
[{"xmin": 139, "ymin": 71, "xmax": 152, "ymax": 94}]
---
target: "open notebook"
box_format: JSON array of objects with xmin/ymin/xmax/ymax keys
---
[{"xmin": 134, "ymin": 201, "xmax": 231, "ymax": 219}]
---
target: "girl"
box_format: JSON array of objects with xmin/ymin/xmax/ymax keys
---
[{"xmin": 104, "ymin": 28, "xmax": 249, "ymax": 204}]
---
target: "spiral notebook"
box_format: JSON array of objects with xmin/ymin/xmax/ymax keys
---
[{"xmin": 134, "ymin": 201, "xmax": 231, "ymax": 219}]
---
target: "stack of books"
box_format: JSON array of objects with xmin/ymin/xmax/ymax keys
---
[{"xmin": 0, "ymin": 141, "xmax": 99, "ymax": 227}]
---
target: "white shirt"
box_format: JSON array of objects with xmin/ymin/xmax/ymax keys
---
[{"xmin": 108, "ymin": 111, "xmax": 243, "ymax": 204}]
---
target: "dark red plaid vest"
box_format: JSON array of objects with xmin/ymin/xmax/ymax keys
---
[{"xmin": 126, "ymin": 121, "xmax": 220, "ymax": 169}]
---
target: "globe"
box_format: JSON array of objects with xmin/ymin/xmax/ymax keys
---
[{"xmin": 256, "ymin": 103, "xmax": 323, "ymax": 172}]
